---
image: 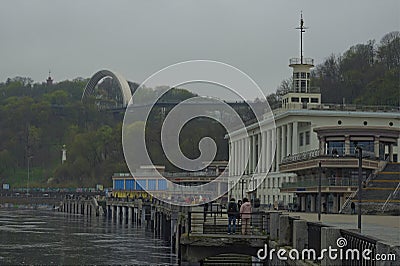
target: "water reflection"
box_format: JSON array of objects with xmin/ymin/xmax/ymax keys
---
[{"xmin": 0, "ymin": 209, "xmax": 176, "ymax": 265}]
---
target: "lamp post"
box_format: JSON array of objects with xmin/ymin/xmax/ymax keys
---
[
  {"xmin": 318, "ymin": 161, "xmax": 322, "ymax": 221},
  {"xmin": 356, "ymin": 146, "xmax": 363, "ymax": 232},
  {"xmin": 26, "ymin": 156, "xmax": 33, "ymax": 197},
  {"xmin": 241, "ymin": 178, "xmax": 244, "ymax": 200}
]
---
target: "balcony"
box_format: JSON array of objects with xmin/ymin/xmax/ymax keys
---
[
  {"xmin": 281, "ymin": 177, "xmax": 358, "ymax": 193},
  {"xmin": 289, "ymin": 57, "xmax": 314, "ymax": 66},
  {"xmin": 280, "ymin": 148, "xmax": 381, "ymax": 172}
]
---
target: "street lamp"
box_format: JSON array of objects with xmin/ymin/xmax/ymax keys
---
[
  {"xmin": 241, "ymin": 178, "xmax": 244, "ymax": 200},
  {"xmin": 355, "ymin": 145, "xmax": 363, "ymax": 232},
  {"xmin": 318, "ymin": 161, "xmax": 322, "ymax": 221},
  {"xmin": 26, "ymin": 156, "xmax": 33, "ymax": 197}
]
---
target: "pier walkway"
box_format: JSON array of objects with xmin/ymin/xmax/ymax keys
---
[{"xmin": 282, "ymin": 211, "xmax": 400, "ymax": 246}]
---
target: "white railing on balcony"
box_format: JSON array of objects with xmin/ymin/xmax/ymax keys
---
[
  {"xmin": 289, "ymin": 57, "xmax": 314, "ymax": 65},
  {"xmin": 281, "ymin": 148, "xmax": 321, "ymax": 164},
  {"xmin": 281, "ymin": 147, "xmax": 377, "ymax": 165}
]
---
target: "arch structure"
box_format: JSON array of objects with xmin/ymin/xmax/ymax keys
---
[{"xmin": 82, "ymin": 69, "xmax": 132, "ymax": 108}]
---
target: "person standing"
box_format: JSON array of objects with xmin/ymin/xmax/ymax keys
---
[
  {"xmin": 351, "ymin": 201, "xmax": 355, "ymax": 215},
  {"xmin": 227, "ymin": 198, "xmax": 238, "ymax": 234},
  {"xmin": 240, "ymin": 198, "xmax": 252, "ymax": 235}
]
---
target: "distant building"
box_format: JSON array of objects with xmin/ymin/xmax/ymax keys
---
[
  {"xmin": 46, "ymin": 71, "xmax": 53, "ymax": 85},
  {"xmin": 111, "ymin": 161, "xmax": 228, "ymax": 204}
]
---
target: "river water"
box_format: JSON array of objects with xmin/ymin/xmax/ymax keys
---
[{"xmin": 0, "ymin": 209, "xmax": 177, "ymax": 265}]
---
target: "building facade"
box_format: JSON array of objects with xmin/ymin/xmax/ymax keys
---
[{"xmin": 227, "ymin": 17, "xmax": 400, "ymax": 210}]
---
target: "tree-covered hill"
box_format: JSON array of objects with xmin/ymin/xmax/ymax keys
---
[
  {"xmin": 0, "ymin": 31, "xmax": 398, "ymax": 188},
  {"xmin": 0, "ymin": 79, "xmax": 227, "ymax": 188}
]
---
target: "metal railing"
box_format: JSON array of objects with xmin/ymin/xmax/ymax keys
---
[
  {"xmin": 341, "ymin": 229, "xmax": 378, "ymax": 266},
  {"xmin": 382, "ymin": 181, "xmax": 400, "ymax": 212},
  {"xmin": 282, "ymin": 177, "xmax": 358, "ymax": 189},
  {"xmin": 281, "ymin": 149, "xmax": 321, "ymax": 164},
  {"xmin": 289, "ymin": 57, "xmax": 314, "ymax": 65},
  {"xmin": 339, "ymin": 191, "xmax": 358, "ymax": 214},
  {"xmin": 307, "ymin": 222, "xmax": 330, "ymax": 259},
  {"xmin": 187, "ymin": 210, "xmax": 270, "ymax": 236},
  {"xmin": 340, "ymin": 158, "xmax": 390, "ymax": 213}
]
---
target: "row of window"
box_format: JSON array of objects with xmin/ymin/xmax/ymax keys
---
[
  {"xmin": 113, "ymin": 178, "xmax": 168, "ymax": 191},
  {"xmin": 232, "ymin": 176, "xmax": 293, "ymax": 190},
  {"xmin": 293, "ymin": 72, "xmax": 310, "ymax": 79},
  {"xmin": 291, "ymin": 97, "xmax": 319, "ymax": 103},
  {"xmin": 231, "ymin": 193, "xmax": 292, "ymax": 205}
]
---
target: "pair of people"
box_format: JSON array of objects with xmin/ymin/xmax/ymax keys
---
[{"xmin": 227, "ymin": 198, "xmax": 252, "ymax": 235}]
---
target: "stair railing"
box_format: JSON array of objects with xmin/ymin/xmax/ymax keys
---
[
  {"xmin": 382, "ymin": 182, "xmax": 400, "ymax": 212},
  {"xmin": 339, "ymin": 158, "xmax": 389, "ymax": 214},
  {"xmin": 339, "ymin": 191, "xmax": 357, "ymax": 214}
]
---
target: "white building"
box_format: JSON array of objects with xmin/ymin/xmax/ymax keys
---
[{"xmin": 227, "ymin": 17, "xmax": 400, "ymax": 210}]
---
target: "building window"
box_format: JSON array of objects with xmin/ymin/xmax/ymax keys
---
[
  {"xmin": 301, "ymin": 97, "xmax": 309, "ymax": 103},
  {"xmin": 268, "ymin": 195, "xmax": 270, "ymax": 204},
  {"xmin": 307, "ymin": 73, "xmax": 310, "ymax": 79},
  {"xmin": 283, "ymin": 195, "xmax": 286, "ymax": 204},
  {"xmin": 350, "ymin": 141, "xmax": 374, "ymax": 154},
  {"xmin": 301, "ymin": 81, "xmax": 306, "ymax": 92},
  {"xmin": 136, "ymin": 180, "xmax": 146, "ymax": 191},
  {"xmin": 268, "ymin": 178, "xmax": 270, "ymax": 188},
  {"xmin": 305, "ymin": 131, "xmax": 310, "ymax": 145},
  {"xmin": 294, "ymin": 72, "xmax": 300, "ymax": 79},
  {"xmin": 311, "ymin": 98, "xmax": 319, "ymax": 103},
  {"xmin": 295, "ymin": 81, "xmax": 299, "ymax": 91},
  {"xmin": 148, "ymin": 179, "xmax": 156, "ymax": 190},
  {"xmin": 327, "ymin": 141, "xmax": 344, "ymax": 155},
  {"xmin": 291, "ymin": 97, "xmax": 299, "ymax": 102},
  {"xmin": 272, "ymin": 179, "xmax": 275, "ymax": 188},
  {"xmin": 114, "ymin": 180, "xmax": 124, "ymax": 190},
  {"xmin": 263, "ymin": 195, "xmax": 266, "ymax": 204},
  {"xmin": 263, "ymin": 180, "xmax": 266, "ymax": 189},
  {"xmin": 126, "ymin": 179, "xmax": 135, "ymax": 190},
  {"xmin": 277, "ymin": 177, "xmax": 280, "ymax": 187},
  {"xmin": 299, "ymin": 132, "xmax": 304, "ymax": 146},
  {"xmin": 301, "ymin": 72, "xmax": 306, "ymax": 78}
]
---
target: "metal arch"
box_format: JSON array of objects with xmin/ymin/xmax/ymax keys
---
[{"xmin": 82, "ymin": 69, "xmax": 132, "ymax": 107}]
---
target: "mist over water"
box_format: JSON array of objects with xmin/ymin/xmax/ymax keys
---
[{"xmin": 0, "ymin": 209, "xmax": 176, "ymax": 265}]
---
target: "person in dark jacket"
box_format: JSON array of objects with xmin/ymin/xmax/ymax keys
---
[{"xmin": 227, "ymin": 198, "xmax": 238, "ymax": 234}]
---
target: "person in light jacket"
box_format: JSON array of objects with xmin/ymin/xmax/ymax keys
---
[{"xmin": 240, "ymin": 198, "xmax": 252, "ymax": 235}]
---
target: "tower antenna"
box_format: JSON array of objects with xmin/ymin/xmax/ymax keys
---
[{"xmin": 295, "ymin": 11, "xmax": 308, "ymax": 64}]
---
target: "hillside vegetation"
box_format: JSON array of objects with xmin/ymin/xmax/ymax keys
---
[{"xmin": 0, "ymin": 32, "xmax": 398, "ymax": 188}]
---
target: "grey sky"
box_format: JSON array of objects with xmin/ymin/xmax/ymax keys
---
[{"xmin": 0, "ymin": 0, "xmax": 398, "ymax": 96}]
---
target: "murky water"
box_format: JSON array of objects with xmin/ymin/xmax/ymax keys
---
[{"xmin": 0, "ymin": 209, "xmax": 177, "ymax": 265}]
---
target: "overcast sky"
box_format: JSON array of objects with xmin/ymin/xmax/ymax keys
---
[{"xmin": 0, "ymin": 0, "xmax": 398, "ymax": 96}]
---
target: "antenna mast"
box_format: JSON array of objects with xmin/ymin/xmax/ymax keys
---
[{"xmin": 296, "ymin": 12, "xmax": 308, "ymax": 64}]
